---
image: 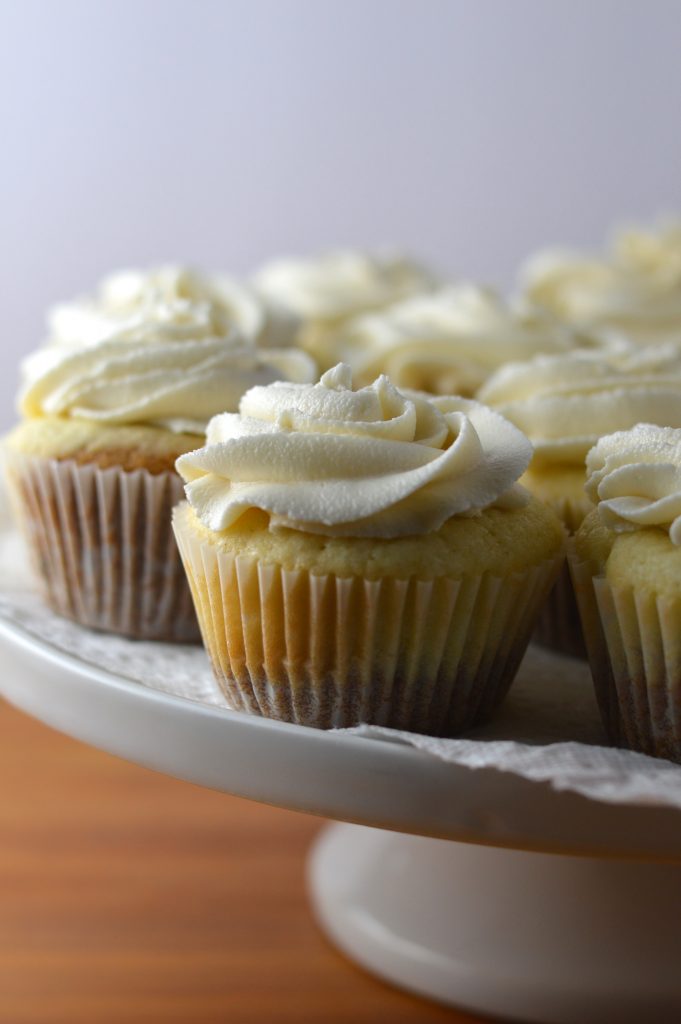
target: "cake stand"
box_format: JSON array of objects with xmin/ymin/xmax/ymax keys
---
[{"xmin": 1, "ymin": 614, "xmax": 681, "ymax": 1024}]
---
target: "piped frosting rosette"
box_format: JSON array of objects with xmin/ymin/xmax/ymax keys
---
[
  {"xmin": 252, "ymin": 250, "xmax": 438, "ymax": 364},
  {"xmin": 176, "ymin": 363, "xmax": 532, "ymax": 537},
  {"xmin": 172, "ymin": 366, "xmax": 564, "ymax": 734},
  {"xmin": 478, "ymin": 344, "xmax": 681, "ymax": 473},
  {"xmin": 569, "ymin": 424, "xmax": 681, "ymax": 761},
  {"xmin": 20, "ymin": 266, "xmax": 316, "ymax": 434},
  {"xmin": 585, "ymin": 424, "xmax": 681, "ymax": 544},
  {"xmin": 46, "ymin": 264, "xmax": 300, "ymax": 351},
  {"xmin": 320, "ymin": 284, "xmax": 591, "ymax": 394},
  {"xmin": 521, "ymin": 221, "xmax": 681, "ymax": 345}
]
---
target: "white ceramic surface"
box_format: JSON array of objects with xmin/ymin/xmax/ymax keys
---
[
  {"xmin": 310, "ymin": 823, "xmax": 681, "ymax": 1024},
  {"xmin": 4, "ymin": 596, "xmax": 681, "ymax": 1023},
  {"xmin": 2, "ymin": 610, "xmax": 681, "ymax": 862}
]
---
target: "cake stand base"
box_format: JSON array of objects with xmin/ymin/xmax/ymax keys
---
[{"xmin": 308, "ymin": 823, "xmax": 681, "ymax": 1024}]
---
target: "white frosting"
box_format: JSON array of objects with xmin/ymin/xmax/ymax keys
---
[
  {"xmin": 47, "ymin": 265, "xmax": 295, "ymax": 350},
  {"xmin": 478, "ymin": 345, "xmax": 681, "ymax": 467},
  {"xmin": 21, "ymin": 266, "xmax": 316, "ymax": 433},
  {"xmin": 585, "ymin": 424, "xmax": 681, "ymax": 543},
  {"xmin": 252, "ymin": 250, "xmax": 437, "ymax": 322},
  {"xmin": 522, "ymin": 221, "xmax": 681, "ymax": 344},
  {"xmin": 326, "ymin": 284, "xmax": 584, "ymax": 394},
  {"xmin": 176, "ymin": 364, "xmax": 532, "ymax": 538}
]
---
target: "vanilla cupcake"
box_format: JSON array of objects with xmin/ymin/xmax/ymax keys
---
[
  {"xmin": 320, "ymin": 284, "xmax": 585, "ymax": 395},
  {"xmin": 570, "ymin": 425, "xmax": 681, "ymax": 762},
  {"xmin": 5, "ymin": 266, "xmax": 316, "ymax": 642},
  {"xmin": 521, "ymin": 219, "xmax": 681, "ymax": 346},
  {"xmin": 173, "ymin": 364, "xmax": 565, "ymax": 734},
  {"xmin": 252, "ymin": 250, "xmax": 438, "ymax": 366},
  {"xmin": 478, "ymin": 343, "xmax": 681, "ymax": 653}
]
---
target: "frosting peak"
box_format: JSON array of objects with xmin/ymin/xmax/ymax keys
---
[
  {"xmin": 478, "ymin": 344, "xmax": 681, "ymax": 468},
  {"xmin": 585, "ymin": 425, "xmax": 681, "ymax": 544},
  {"xmin": 521, "ymin": 220, "xmax": 681, "ymax": 345},
  {"xmin": 322, "ymin": 284, "xmax": 585, "ymax": 395},
  {"xmin": 21, "ymin": 265, "xmax": 316, "ymax": 433},
  {"xmin": 176, "ymin": 364, "xmax": 532, "ymax": 538},
  {"xmin": 252, "ymin": 250, "xmax": 437, "ymax": 322}
]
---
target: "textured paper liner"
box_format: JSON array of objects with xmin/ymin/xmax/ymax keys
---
[
  {"xmin": 4, "ymin": 449, "xmax": 200, "ymax": 643},
  {"xmin": 173, "ymin": 506, "xmax": 564, "ymax": 734},
  {"xmin": 532, "ymin": 561, "xmax": 586, "ymax": 659},
  {"xmin": 569, "ymin": 546, "xmax": 681, "ymax": 763},
  {"xmin": 531, "ymin": 494, "xmax": 591, "ymax": 660}
]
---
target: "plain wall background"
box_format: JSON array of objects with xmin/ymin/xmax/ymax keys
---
[{"xmin": 2, "ymin": 0, "xmax": 681, "ymax": 429}]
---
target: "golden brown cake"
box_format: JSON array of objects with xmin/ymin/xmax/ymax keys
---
[
  {"xmin": 173, "ymin": 365, "xmax": 565, "ymax": 734},
  {"xmin": 571, "ymin": 424, "xmax": 681, "ymax": 762}
]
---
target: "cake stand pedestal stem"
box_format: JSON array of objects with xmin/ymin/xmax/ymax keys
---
[{"xmin": 308, "ymin": 822, "xmax": 681, "ymax": 1024}]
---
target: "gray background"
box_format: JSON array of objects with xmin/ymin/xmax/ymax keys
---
[{"xmin": 2, "ymin": 0, "xmax": 681, "ymax": 429}]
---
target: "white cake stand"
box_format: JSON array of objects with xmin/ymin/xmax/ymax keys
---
[{"xmin": 1, "ymin": 614, "xmax": 681, "ymax": 1024}]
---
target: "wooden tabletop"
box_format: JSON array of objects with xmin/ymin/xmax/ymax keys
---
[{"xmin": 0, "ymin": 698, "xmax": 491, "ymax": 1024}]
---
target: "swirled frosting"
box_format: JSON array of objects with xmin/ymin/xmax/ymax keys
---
[
  {"xmin": 325, "ymin": 284, "xmax": 585, "ymax": 395},
  {"xmin": 175, "ymin": 364, "xmax": 532, "ymax": 538},
  {"xmin": 585, "ymin": 424, "xmax": 681, "ymax": 543},
  {"xmin": 252, "ymin": 250, "xmax": 437, "ymax": 323},
  {"xmin": 47, "ymin": 265, "xmax": 297, "ymax": 350},
  {"xmin": 478, "ymin": 345, "xmax": 681, "ymax": 468},
  {"xmin": 521, "ymin": 221, "xmax": 681, "ymax": 344},
  {"xmin": 21, "ymin": 266, "xmax": 316, "ymax": 433}
]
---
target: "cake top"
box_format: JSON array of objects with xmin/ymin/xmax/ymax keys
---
[
  {"xmin": 585, "ymin": 423, "xmax": 681, "ymax": 544},
  {"xmin": 175, "ymin": 363, "xmax": 533, "ymax": 538},
  {"xmin": 478, "ymin": 343, "xmax": 681, "ymax": 469},
  {"xmin": 252, "ymin": 250, "xmax": 437, "ymax": 323},
  {"xmin": 19, "ymin": 265, "xmax": 316, "ymax": 434},
  {"xmin": 521, "ymin": 219, "xmax": 681, "ymax": 345}
]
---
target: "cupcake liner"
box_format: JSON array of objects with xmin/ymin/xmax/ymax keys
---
[
  {"xmin": 529, "ymin": 494, "xmax": 590, "ymax": 659},
  {"xmin": 569, "ymin": 546, "xmax": 681, "ymax": 762},
  {"xmin": 4, "ymin": 449, "xmax": 200, "ymax": 643},
  {"xmin": 173, "ymin": 506, "xmax": 564, "ymax": 734},
  {"xmin": 531, "ymin": 561, "xmax": 586, "ymax": 659}
]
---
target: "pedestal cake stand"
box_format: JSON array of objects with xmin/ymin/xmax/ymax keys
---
[{"xmin": 1, "ymin": 614, "xmax": 680, "ymax": 1024}]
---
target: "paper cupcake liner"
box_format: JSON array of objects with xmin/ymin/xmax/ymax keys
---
[
  {"xmin": 569, "ymin": 547, "xmax": 681, "ymax": 762},
  {"xmin": 529, "ymin": 494, "xmax": 590, "ymax": 659},
  {"xmin": 173, "ymin": 506, "xmax": 564, "ymax": 734},
  {"xmin": 532, "ymin": 561, "xmax": 586, "ymax": 659},
  {"xmin": 4, "ymin": 449, "xmax": 200, "ymax": 643}
]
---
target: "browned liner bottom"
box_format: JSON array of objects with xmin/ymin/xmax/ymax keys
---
[
  {"xmin": 569, "ymin": 547, "xmax": 681, "ymax": 763},
  {"xmin": 532, "ymin": 561, "xmax": 586, "ymax": 660},
  {"xmin": 5, "ymin": 451, "xmax": 200, "ymax": 643},
  {"xmin": 174, "ymin": 506, "xmax": 564, "ymax": 735}
]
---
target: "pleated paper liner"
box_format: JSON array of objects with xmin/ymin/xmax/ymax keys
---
[
  {"xmin": 4, "ymin": 449, "xmax": 200, "ymax": 643},
  {"xmin": 569, "ymin": 546, "xmax": 681, "ymax": 763},
  {"xmin": 173, "ymin": 503, "xmax": 564, "ymax": 735},
  {"xmin": 531, "ymin": 493, "xmax": 592, "ymax": 660}
]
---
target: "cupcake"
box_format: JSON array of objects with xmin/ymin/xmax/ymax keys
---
[
  {"xmin": 252, "ymin": 249, "xmax": 438, "ymax": 368},
  {"xmin": 521, "ymin": 219, "xmax": 681, "ymax": 347},
  {"xmin": 172, "ymin": 364, "xmax": 565, "ymax": 734},
  {"xmin": 478, "ymin": 343, "xmax": 681, "ymax": 654},
  {"xmin": 570, "ymin": 424, "xmax": 681, "ymax": 762},
  {"xmin": 4, "ymin": 265, "xmax": 316, "ymax": 642},
  {"xmin": 319, "ymin": 284, "xmax": 583, "ymax": 396}
]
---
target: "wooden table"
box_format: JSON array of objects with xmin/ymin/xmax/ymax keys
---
[{"xmin": 0, "ymin": 698, "xmax": 490, "ymax": 1023}]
